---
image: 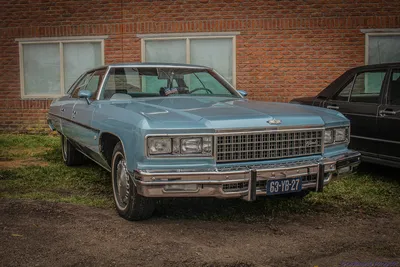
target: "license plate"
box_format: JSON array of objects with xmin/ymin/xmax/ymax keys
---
[{"xmin": 266, "ymin": 177, "xmax": 302, "ymax": 195}]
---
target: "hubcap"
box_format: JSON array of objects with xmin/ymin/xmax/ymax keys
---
[{"xmin": 114, "ymin": 157, "xmax": 130, "ymax": 209}]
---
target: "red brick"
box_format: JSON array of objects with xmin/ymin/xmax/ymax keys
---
[{"xmin": 0, "ymin": 0, "xmax": 400, "ymax": 132}]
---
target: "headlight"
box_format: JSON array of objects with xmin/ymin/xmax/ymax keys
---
[
  {"xmin": 324, "ymin": 129, "xmax": 333, "ymax": 144},
  {"xmin": 147, "ymin": 136, "xmax": 213, "ymax": 156},
  {"xmin": 147, "ymin": 137, "xmax": 172, "ymax": 155},
  {"xmin": 334, "ymin": 128, "xmax": 347, "ymax": 142},
  {"xmin": 181, "ymin": 138, "xmax": 202, "ymax": 154},
  {"xmin": 324, "ymin": 127, "xmax": 349, "ymax": 145}
]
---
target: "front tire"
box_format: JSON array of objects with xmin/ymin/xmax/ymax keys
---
[
  {"xmin": 61, "ymin": 134, "xmax": 85, "ymax": 166},
  {"xmin": 111, "ymin": 142, "xmax": 155, "ymax": 221}
]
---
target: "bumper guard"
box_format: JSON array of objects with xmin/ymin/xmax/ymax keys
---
[{"xmin": 132, "ymin": 150, "xmax": 361, "ymax": 200}]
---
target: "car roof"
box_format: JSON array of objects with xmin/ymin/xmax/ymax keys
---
[
  {"xmin": 317, "ymin": 62, "xmax": 400, "ymax": 98},
  {"xmin": 347, "ymin": 62, "xmax": 400, "ymax": 72},
  {"xmin": 87, "ymin": 62, "xmax": 211, "ymax": 72}
]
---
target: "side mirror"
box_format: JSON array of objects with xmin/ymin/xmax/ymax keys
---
[
  {"xmin": 78, "ymin": 90, "xmax": 92, "ymax": 104},
  {"xmin": 237, "ymin": 90, "xmax": 248, "ymax": 97}
]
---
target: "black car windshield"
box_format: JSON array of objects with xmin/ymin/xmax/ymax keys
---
[{"xmin": 100, "ymin": 67, "xmax": 238, "ymax": 99}]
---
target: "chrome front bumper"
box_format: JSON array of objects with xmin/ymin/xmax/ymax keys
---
[{"xmin": 132, "ymin": 151, "xmax": 361, "ymax": 200}]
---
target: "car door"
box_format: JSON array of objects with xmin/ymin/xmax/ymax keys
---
[
  {"xmin": 323, "ymin": 69, "xmax": 388, "ymax": 156},
  {"xmin": 70, "ymin": 68, "xmax": 107, "ymax": 163},
  {"xmin": 377, "ymin": 68, "xmax": 400, "ymax": 165}
]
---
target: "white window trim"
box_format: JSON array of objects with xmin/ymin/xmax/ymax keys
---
[
  {"xmin": 17, "ymin": 36, "xmax": 106, "ymax": 99},
  {"xmin": 363, "ymin": 29, "xmax": 400, "ymax": 65},
  {"xmin": 139, "ymin": 33, "xmax": 238, "ymax": 87}
]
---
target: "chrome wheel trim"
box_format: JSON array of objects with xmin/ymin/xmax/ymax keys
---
[
  {"xmin": 112, "ymin": 152, "xmax": 130, "ymax": 210},
  {"xmin": 62, "ymin": 136, "xmax": 68, "ymax": 161}
]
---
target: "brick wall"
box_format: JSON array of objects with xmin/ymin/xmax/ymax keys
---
[{"xmin": 0, "ymin": 0, "xmax": 399, "ymax": 132}]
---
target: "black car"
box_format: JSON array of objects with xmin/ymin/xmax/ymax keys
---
[{"xmin": 291, "ymin": 62, "xmax": 400, "ymax": 168}]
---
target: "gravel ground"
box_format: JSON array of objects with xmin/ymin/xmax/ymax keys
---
[{"xmin": 1, "ymin": 199, "xmax": 399, "ymax": 267}]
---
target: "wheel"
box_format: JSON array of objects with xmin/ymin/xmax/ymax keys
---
[
  {"xmin": 111, "ymin": 142, "xmax": 155, "ymax": 221},
  {"xmin": 61, "ymin": 134, "xmax": 85, "ymax": 166}
]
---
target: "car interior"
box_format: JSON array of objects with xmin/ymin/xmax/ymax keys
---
[
  {"xmin": 99, "ymin": 67, "xmax": 234, "ymax": 100},
  {"xmin": 103, "ymin": 68, "xmax": 141, "ymax": 99},
  {"xmin": 102, "ymin": 67, "xmax": 191, "ymax": 99}
]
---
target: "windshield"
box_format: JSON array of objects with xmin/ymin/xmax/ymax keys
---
[{"xmin": 100, "ymin": 67, "xmax": 238, "ymax": 99}]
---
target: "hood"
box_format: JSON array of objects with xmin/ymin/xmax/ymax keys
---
[{"xmin": 109, "ymin": 96, "xmax": 348, "ymax": 129}]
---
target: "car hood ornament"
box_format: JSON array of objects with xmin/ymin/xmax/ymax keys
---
[{"xmin": 267, "ymin": 118, "xmax": 282, "ymax": 125}]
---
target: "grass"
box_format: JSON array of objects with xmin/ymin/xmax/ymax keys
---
[
  {"xmin": 0, "ymin": 134, "xmax": 113, "ymax": 208},
  {"xmin": 155, "ymin": 172, "xmax": 400, "ymax": 221},
  {"xmin": 1, "ymin": 133, "xmax": 399, "ymax": 221}
]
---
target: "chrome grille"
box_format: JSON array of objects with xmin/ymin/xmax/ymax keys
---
[{"xmin": 216, "ymin": 129, "xmax": 323, "ymax": 163}]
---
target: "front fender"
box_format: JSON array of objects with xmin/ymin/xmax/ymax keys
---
[{"xmin": 92, "ymin": 102, "xmax": 148, "ymax": 171}]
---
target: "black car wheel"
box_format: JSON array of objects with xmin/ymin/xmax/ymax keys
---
[
  {"xmin": 61, "ymin": 134, "xmax": 85, "ymax": 166},
  {"xmin": 111, "ymin": 142, "xmax": 155, "ymax": 221}
]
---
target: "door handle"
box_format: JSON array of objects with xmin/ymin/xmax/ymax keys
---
[
  {"xmin": 327, "ymin": 105, "xmax": 339, "ymax": 110},
  {"xmin": 73, "ymin": 111, "xmax": 77, "ymax": 114},
  {"xmin": 61, "ymin": 108, "xmax": 65, "ymax": 112},
  {"xmin": 379, "ymin": 109, "xmax": 397, "ymax": 116}
]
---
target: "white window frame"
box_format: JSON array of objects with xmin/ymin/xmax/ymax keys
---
[
  {"xmin": 363, "ymin": 29, "xmax": 400, "ymax": 64},
  {"xmin": 138, "ymin": 32, "xmax": 238, "ymax": 87},
  {"xmin": 17, "ymin": 36, "xmax": 107, "ymax": 99}
]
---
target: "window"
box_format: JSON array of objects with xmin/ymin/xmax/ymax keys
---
[
  {"xmin": 389, "ymin": 69, "xmax": 400, "ymax": 105},
  {"xmin": 18, "ymin": 37, "xmax": 105, "ymax": 98},
  {"xmin": 333, "ymin": 79, "xmax": 354, "ymax": 101},
  {"xmin": 333, "ymin": 71, "xmax": 386, "ymax": 104},
  {"xmin": 140, "ymin": 33, "xmax": 237, "ymax": 87},
  {"xmin": 71, "ymin": 69, "xmax": 106, "ymax": 100},
  {"xmin": 366, "ymin": 32, "xmax": 400, "ymax": 64},
  {"xmin": 100, "ymin": 67, "xmax": 237, "ymax": 100}
]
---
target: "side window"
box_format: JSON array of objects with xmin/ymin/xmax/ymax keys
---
[
  {"xmin": 389, "ymin": 69, "xmax": 400, "ymax": 105},
  {"xmin": 66, "ymin": 73, "xmax": 85, "ymax": 94},
  {"xmin": 332, "ymin": 78, "xmax": 354, "ymax": 101},
  {"xmin": 71, "ymin": 69, "xmax": 106, "ymax": 99},
  {"xmin": 71, "ymin": 72, "xmax": 93, "ymax": 98},
  {"xmin": 349, "ymin": 71, "xmax": 386, "ymax": 104}
]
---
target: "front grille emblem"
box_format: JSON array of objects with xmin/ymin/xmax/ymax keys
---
[
  {"xmin": 306, "ymin": 140, "xmax": 318, "ymax": 147},
  {"xmin": 267, "ymin": 118, "xmax": 282, "ymax": 125}
]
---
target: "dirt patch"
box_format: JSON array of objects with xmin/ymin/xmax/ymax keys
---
[
  {"xmin": 1, "ymin": 199, "xmax": 399, "ymax": 267},
  {"xmin": 0, "ymin": 158, "xmax": 49, "ymax": 169}
]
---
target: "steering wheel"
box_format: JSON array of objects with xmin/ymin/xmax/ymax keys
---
[{"xmin": 188, "ymin": 87, "xmax": 213, "ymax": 94}]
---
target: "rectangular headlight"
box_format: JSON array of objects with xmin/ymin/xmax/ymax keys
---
[
  {"xmin": 147, "ymin": 136, "xmax": 213, "ymax": 156},
  {"xmin": 324, "ymin": 129, "xmax": 333, "ymax": 144},
  {"xmin": 181, "ymin": 138, "xmax": 202, "ymax": 154},
  {"xmin": 147, "ymin": 137, "xmax": 172, "ymax": 155},
  {"xmin": 334, "ymin": 128, "xmax": 347, "ymax": 142}
]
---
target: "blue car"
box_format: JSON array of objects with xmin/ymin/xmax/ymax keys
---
[{"xmin": 47, "ymin": 63, "xmax": 360, "ymax": 221}]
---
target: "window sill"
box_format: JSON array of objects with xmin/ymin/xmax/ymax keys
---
[{"xmin": 20, "ymin": 96, "xmax": 63, "ymax": 100}]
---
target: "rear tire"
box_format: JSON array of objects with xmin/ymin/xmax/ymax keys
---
[
  {"xmin": 61, "ymin": 135, "xmax": 85, "ymax": 166},
  {"xmin": 111, "ymin": 142, "xmax": 155, "ymax": 221}
]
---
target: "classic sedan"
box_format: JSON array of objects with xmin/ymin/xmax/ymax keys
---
[
  {"xmin": 48, "ymin": 63, "xmax": 360, "ymax": 221},
  {"xmin": 291, "ymin": 62, "xmax": 400, "ymax": 168}
]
